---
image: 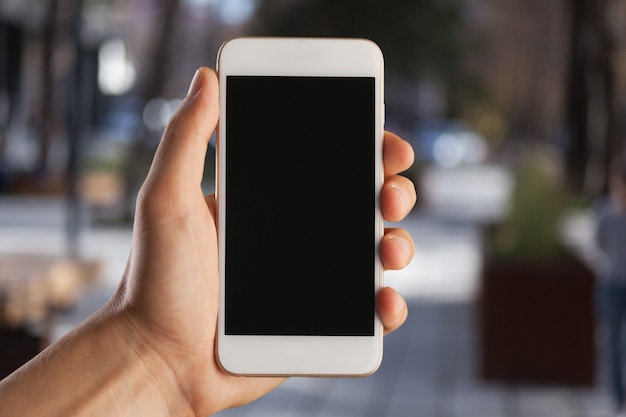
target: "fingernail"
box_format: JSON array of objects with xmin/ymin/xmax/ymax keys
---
[
  {"xmin": 187, "ymin": 69, "xmax": 203, "ymax": 96},
  {"xmin": 391, "ymin": 184, "xmax": 411, "ymax": 212},
  {"xmin": 389, "ymin": 235, "xmax": 411, "ymax": 261},
  {"xmin": 395, "ymin": 296, "xmax": 406, "ymax": 314}
]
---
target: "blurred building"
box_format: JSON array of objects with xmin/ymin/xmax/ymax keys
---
[{"xmin": 0, "ymin": 0, "xmax": 253, "ymax": 220}]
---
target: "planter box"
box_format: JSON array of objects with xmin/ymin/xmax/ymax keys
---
[{"xmin": 479, "ymin": 253, "xmax": 596, "ymax": 385}]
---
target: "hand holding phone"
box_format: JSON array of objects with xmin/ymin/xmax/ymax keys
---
[{"xmin": 0, "ymin": 63, "xmax": 417, "ymax": 417}]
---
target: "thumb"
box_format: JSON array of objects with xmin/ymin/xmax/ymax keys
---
[{"xmin": 143, "ymin": 67, "xmax": 219, "ymax": 197}]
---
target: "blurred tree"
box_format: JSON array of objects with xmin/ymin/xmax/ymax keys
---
[
  {"xmin": 259, "ymin": 0, "xmax": 463, "ymax": 77},
  {"xmin": 565, "ymin": 0, "xmax": 624, "ymax": 195},
  {"xmin": 254, "ymin": 0, "xmax": 466, "ymax": 123},
  {"xmin": 458, "ymin": 0, "xmax": 569, "ymax": 147},
  {"xmin": 137, "ymin": 0, "xmax": 180, "ymax": 101}
]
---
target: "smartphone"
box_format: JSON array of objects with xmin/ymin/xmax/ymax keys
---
[{"xmin": 216, "ymin": 37, "xmax": 384, "ymax": 376}]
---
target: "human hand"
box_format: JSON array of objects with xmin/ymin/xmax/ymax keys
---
[{"xmin": 112, "ymin": 67, "xmax": 416, "ymax": 416}]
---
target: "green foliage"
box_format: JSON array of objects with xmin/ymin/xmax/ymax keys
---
[
  {"xmin": 255, "ymin": 0, "xmax": 465, "ymax": 80},
  {"xmin": 491, "ymin": 153, "xmax": 566, "ymax": 260}
]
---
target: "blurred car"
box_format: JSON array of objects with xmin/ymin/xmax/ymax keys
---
[{"xmin": 410, "ymin": 119, "xmax": 488, "ymax": 168}]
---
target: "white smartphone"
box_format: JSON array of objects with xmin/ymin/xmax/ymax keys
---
[{"xmin": 216, "ymin": 37, "xmax": 385, "ymax": 376}]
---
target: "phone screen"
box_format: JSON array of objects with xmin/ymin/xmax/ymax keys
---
[{"xmin": 225, "ymin": 76, "xmax": 376, "ymax": 336}]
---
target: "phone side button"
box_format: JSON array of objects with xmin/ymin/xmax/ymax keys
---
[{"xmin": 383, "ymin": 103, "xmax": 386, "ymax": 127}]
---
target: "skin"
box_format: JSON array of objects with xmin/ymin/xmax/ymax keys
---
[{"xmin": 0, "ymin": 67, "xmax": 417, "ymax": 417}]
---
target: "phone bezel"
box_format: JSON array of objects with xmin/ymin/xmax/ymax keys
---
[{"xmin": 216, "ymin": 37, "xmax": 385, "ymax": 376}]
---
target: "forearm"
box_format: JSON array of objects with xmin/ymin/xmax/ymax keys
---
[{"xmin": 0, "ymin": 306, "xmax": 194, "ymax": 417}]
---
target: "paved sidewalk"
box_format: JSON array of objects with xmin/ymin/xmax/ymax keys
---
[{"xmin": 0, "ymin": 192, "xmax": 615, "ymax": 416}]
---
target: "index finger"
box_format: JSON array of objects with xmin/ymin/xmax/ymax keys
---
[{"xmin": 384, "ymin": 131, "xmax": 414, "ymax": 176}]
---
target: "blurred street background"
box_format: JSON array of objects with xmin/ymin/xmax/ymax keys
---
[{"xmin": 2, "ymin": 0, "xmax": 626, "ymax": 415}]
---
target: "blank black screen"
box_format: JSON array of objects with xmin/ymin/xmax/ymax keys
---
[{"xmin": 225, "ymin": 76, "xmax": 376, "ymax": 336}]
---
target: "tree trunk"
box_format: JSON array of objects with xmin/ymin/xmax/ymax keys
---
[
  {"xmin": 564, "ymin": 0, "xmax": 589, "ymax": 194},
  {"xmin": 38, "ymin": 0, "xmax": 60, "ymax": 177},
  {"xmin": 564, "ymin": 0, "xmax": 618, "ymax": 196},
  {"xmin": 0, "ymin": 20, "xmax": 24, "ymax": 161}
]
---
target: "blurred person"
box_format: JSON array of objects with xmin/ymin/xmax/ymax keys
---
[
  {"xmin": 596, "ymin": 167, "xmax": 626, "ymax": 414},
  {"xmin": 0, "ymin": 68, "xmax": 417, "ymax": 416}
]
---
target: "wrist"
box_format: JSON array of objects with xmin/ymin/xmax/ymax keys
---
[
  {"xmin": 108, "ymin": 307, "xmax": 197, "ymax": 417},
  {"xmin": 0, "ymin": 304, "xmax": 196, "ymax": 417}
]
